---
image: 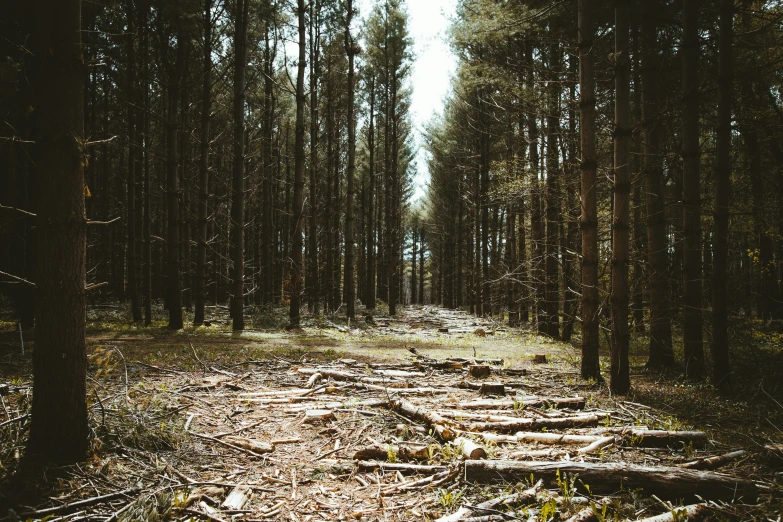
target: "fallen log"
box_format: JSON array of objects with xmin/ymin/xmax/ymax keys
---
[
  {"xmin": 680, "ymin": 450, "xmax": 746, "ymax": 470},
  {"xmin": 223, "ymin": 437, "xmax": 274, "ymax": 454},
  {"xmin": 466, "ymin": 414, "xmax": 600, "ymax": 433},
  {"xmin": 356, "ymin": 460, "xmax": 447, "ymax": 474},
  {"xmin": 463, "ymin": 460, "xmax": 758, "ymax": 502},
  {"xmin": 434, "ymin": 480, "xmax": 542, "ymax": 522},
  {"xmin": 459, "ymin": 397, "xmax": 585, "ymax": 410},
  {"xmin": 564, "ymin": 507, "xmax": 599, "ymax": 522},
  {"xmin": 454, "ymin": 437, "xmax": 487, "ymax": 459},
  {"xmin": 353, "ymin": 443, "xmax": 429, "ymax": 461},
  {"xmin": 577, "ymin": 436, "xmax": 615, "ymax": 455},
  {"xmin": 624, "ymin": 429, "xmax": 708, "ymax": 449},
  {"xmin": 636, "ymin": 504, "xmax": 711, "ymax": 522},
  {"xmin": 392, "ymin": 399, "xmax": 455, "ymax": 440},
  {"xmin": 514, "ymin": 432, "xmax": 603, "ymax": 445}
]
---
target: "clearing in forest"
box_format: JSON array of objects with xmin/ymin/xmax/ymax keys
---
[{"xmin": 0, "ymin": 307, "xmax": 780, "ymax": 521}]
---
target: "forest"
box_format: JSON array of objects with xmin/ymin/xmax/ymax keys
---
[{"xmin": 1, "ymin": 0, "xmax": 783, "ymax": 520}]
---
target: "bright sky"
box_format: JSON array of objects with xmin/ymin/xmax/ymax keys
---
[{"xmin": 358, "ymin": 0, "xmax": 458, "ymax": 202}]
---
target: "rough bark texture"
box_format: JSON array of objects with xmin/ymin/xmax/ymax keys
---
[
  {"xmin": 611, "ymin": 0, "xmax": 631, "ymax": 395},
  {"xmin": 289, "ymin": 0, "xmax": 306, "ymax": 325},
  {"xmin": 578, "ymin": 0, "xmax": 600, "ymax": 380},
  {"xmin": 28, "ymin": 0, "xmax": 89, "ymax": 463},
  {"xmin": 166, "ymin": 20, "xmax": 184, "ymax": 330},
  {"xmin": 682, "ymin": 0, "xmax": 704, "ymax": 379},
  {"xmin": 343, "ymin": 0, "xmax": 356, "ymax": 320},
  {"xmin": 463, "ymin": 461, "xmax": 758, "ymax": 502},
  {"xmin": 713, "ymin": 0, "xmax": 733, "ymax": 388},
  {"xmin": 641, "ymin": 0, "xmax": 673, "ymax": 367}
]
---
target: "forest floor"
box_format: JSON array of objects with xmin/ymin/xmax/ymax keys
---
[{"xmin": 0, "ymin": 304, "xmax": 782, "ymax": 521}]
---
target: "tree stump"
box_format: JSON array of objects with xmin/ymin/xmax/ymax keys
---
[
  {"xmin": 468, "ymin": 365, "xmax": 491, "ymax": 379},
  {"xmin": 533, "ymin": 354, "xmax": 547, "ymax": 364},
  {"xmin": 479, "ymin": 382, "xmax": 505, "ymax": 396}
]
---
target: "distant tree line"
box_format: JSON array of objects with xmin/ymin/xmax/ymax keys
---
[{"xmin": 426, "ymin": 0, "xmax": 783, "ymax": 392}]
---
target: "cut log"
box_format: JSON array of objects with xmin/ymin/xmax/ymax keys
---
[
  {"xmin": 463, "ymin": 460, "xmax": 758, "ymax": 502},
  {"xmin": 374, "ymin": 369, "xmax": 425, "ymax": 378},
  {"xmin": 352, "ymin": 443, "xmax": 429, "ymax": 461},
  {"xmin": 515, "ymin": 432, "xmax": 602, "ymax": 445},
  {"xmin": 221, "ymin": 486, "xmax": 252, "ymax": 510},
  {"xmin": 454, "ymin": 437, "xmax": 486, "ymax": 459},
  {"xmin": 468, "ymin": 365, "xmax": 491, "ymax": 379},
  {"xmin": 223, "ymin": 437, "xmax": 275, "ymax": 454},
  {"xmin": 458, "ymin": 397, "xmax": 585, "ymax": 410},
  {"xmin": 306, "ymin": 372, "xmax": 323, "ymax": 388},
  {"xmin": 467, "ymin": 414, "xmax": 601, "ymax": 433},
  {"xmin": 479, "ymin": 382, "xmax": 505, "ymax": 396},
  {"xmin": 391, "ymin": 399, "xmax": 455, "ymax": 440},
  {"xmin": 636, "ymin": 504, "xmax": 711, "ymax": 522},
  {"xmin": 577, "ymin": 436, "xmax": 615, "ymax": 455},
  {"xmin": 434, "ymin": 480, "xmax": 542, "ymax": 522},
  {"xmin": 356, "ymin": 460, "xmax": 447, "ymax": 474},
  {"xmin": 680, "ymin": 450, "xmax": 746, "ymax": 470},
  {"xmin": 624, "ymin": 429, "xmax": 707, "ymax": 449},
  {"xmin": 303, "ymin": 409, "xmax": 335, "ymax": 424}
]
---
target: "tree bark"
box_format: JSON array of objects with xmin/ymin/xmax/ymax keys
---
[
  {"xmin": 611, "ymin": 0, "xmax": 631, "ymax": 394},
  {"xmin": 579, "ymin": 0, "xmax": 600, "ymax": 380},
  {"xmin": 682, "ymin": 0, "xmax": 704, "ymax": 379},
  {"xmin": 28, "ymin": 0, "xmax": 89, "ymax": 463},
  {"xmin": 230, "ymin": 0, "xmax": 249, "ymax": 331},
  {"xmin": 194, "ymin": 0, "xmax": 212, "ymax": 326},
  {"xmin": 713, "ymin": 0, "xmax": 734, "ymax": 388},
  {"xmin": 641, "ymin": 0, "xmax": 674, "ymax": 367},
  {"xmin": 545, "ymin": 40, "xmax": 561, "ymax": 339},
  {"xmin": 463, "ymin": 461, "xmax": 757, "ymax": 502},
  {"xmin": 289, "ymin": 0, "xmax": 306, "ymax": 325},
  {"xmin": 344, "ymin": 0, "xmax": 357, "ymax": 320}
]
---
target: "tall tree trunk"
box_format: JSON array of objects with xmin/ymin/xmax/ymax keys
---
[
  {"xmin": 713, "ymin": 0, "xmax": 734, "ymax": 388},
  {"xmin": 545, "ymin": 40, "xmax": 561, "ymax": 339},
  {"xmin": 366, "ymin": 78, "xmax": 376, "ymax": 311},
  {"xmin": 682, "ymin": 0, "xmax": 704, "ymax": 378},
  {"xmin": 631, "ymin": 17, "xmax": 645, "ymax": 334},
  {"xmin": 579, "ymin": 0, "xmax": 600, "ymax": 380},
  {"xmin": 307, "ymin": 1, "xmax": 320, "ymax": 313},
  {"xmin": 167, "ymin": 21, "xmax": 185, "ymax": 330},
  {"xmin": 126, "ymin": 0, "xmax": 141, "ymax": 322},
  {"xmin": 388, "ymin": 74, "xmax": 399, "ymax": 316},
  {"xmin": 642, "ymin": 0, "xmax": 674, "ymax": 367},
  {"xmin": 344, "ymin": 0, "xmax": 357, "ymax": 320},
  {"xmin": 289, "ymin": 0, "xmax": 306, "ymax": 325},
  {"xmin": 28, "ymin": 0, "xmax": 89, "ymax": 463},
  {"xmin": 411, "ymin": 226, "xmax": 418, "ymax": 304},
  {"xmin": 194, "ymin": 0, "xmax": 212, "ymax": 326},
  {"xmin": 611, "ymin": 0, "xmax": 631, "ymax": 394},
  {"xmin": 230, "ymin": 0, "xmax": 249, "ymax": 331},
  {"xmin": 419, "ymin": 228, "xmax": 425, "ymax": 304}
]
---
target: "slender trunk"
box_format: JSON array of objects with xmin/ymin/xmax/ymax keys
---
[
  {"xmin": 611, "ymin": 0, "xmax": 631, "ymax": 394},
  {"xmin": 167, "ymin": 22, "xmax": 185, "ymax": 330},
  {"xmin": 289, "ymin": 0, "xmax": 307, "ymax": 325},
  {"xmin": 545, "ymin": 40, "xmax": 561, "ymax": 339},
  {"xmin": 713, "ymin": 0, "xmax": 734, "ymax": 388},
  {"xmin": 682, "ymin": 0, "xmax": 704, "ymax": 378},
  {"xmin": 579, "ymin": 0, "xmax": 600, "ymax": 380},
  {"xmin": 366, "ymin": 79, "xmax": 376, "ymax": 310},
  {"xmin": 344, "ymin": 0, "xmax": 356, "ymax": 320},
  {"xmin": 411, "ymin": 227, "xmax": 418, "ymax": 304},
  {"xmin": 307, "ymin": 2, "xmax": 320, "ymax": 313},
  {"xmin": 194, "ymin": 0, "xmax": 212, "ymax": 326},
  {"xmin": 126, "ymin": 0, "xmax": 141, "ymax": 322},
  {"xmin": 141, "ymin": 1, "xmax": 152, "ymax": 326},
  {"xmin": 642, "ymin": 0, "xmax": 674, "ymax": 367},
  {"xmin": 28, "ymin": 0, "xmax": 89, "ymax": 463},
  {"xmin": 631, "ymin": 18, "xmax": 645, "ymax": 333}
]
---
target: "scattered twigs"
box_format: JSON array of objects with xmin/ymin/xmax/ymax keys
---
[{"xmin": 18, "ymin": 488, "xmax": 139, "ymax": 518}]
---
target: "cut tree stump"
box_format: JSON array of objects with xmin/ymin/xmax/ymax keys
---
[
  {"xmin": 532, "ymin": 354, "xmax": 547, "ymax": 364},
  {"xmin": 303, "ymin": 409, "xmax": 335, "ymax": 424},
  {"xmin": 479, "ymin": 382, "xmax": 505, "ymax": 396},
  {"xmin": 454, "ymin": 437, "xmax": 487, "ymax": 459},
  {"xmin": 624, "ymin": 429, "xmax": 707, "ymax": 449},
  {"xmin": 463, "ymin": 460, "xmax": 758, "ymax": 502},
  {"xmin": 468, "ymin": 365, "xmax": 491, "ymax": 379}
]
